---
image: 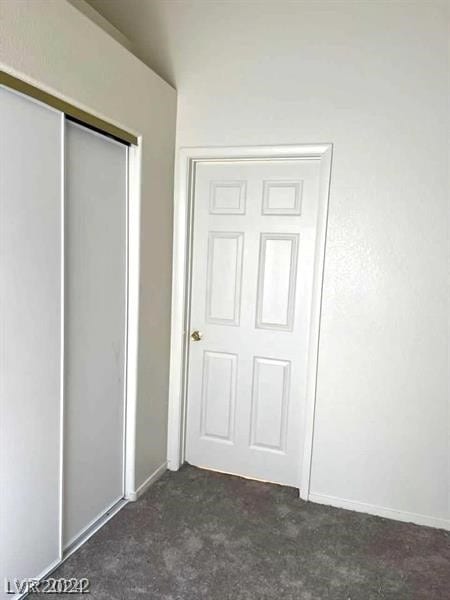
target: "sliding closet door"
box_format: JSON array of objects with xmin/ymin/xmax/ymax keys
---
[
  {"xmin": 0, "ymin": 88, "xmax": 62, "ymax": 590},
  {"xmin": 64, "ymin": 121, "xmax": 127, "ymax": 547}
]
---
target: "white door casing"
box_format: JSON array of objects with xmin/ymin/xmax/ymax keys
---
[{"xmin": 171, "ymin": 145, "xmax": 332, "ymax": 491}]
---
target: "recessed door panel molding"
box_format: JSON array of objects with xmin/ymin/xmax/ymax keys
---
[
  {"xmin": 250, "ymin": 357, "xmax": 291, "ymax": 452},
  {"xmin": 184, "ymin": 154, "xmax": 327, "ymax": 488},
  {"xmin": 209, "ymin": 180, "xmax": 247, "ymax": 214},
  {"xmin": 262, "ymin": 180, "xmax": 303, "ymax": 215},
  {"xmin": 200, "ymin": 351, "xmax": 237, "ymax": 443},
  {"xmin": 0, "ymin": 86, "xmax": 62, "ymax": 592},
  {"xmin": 256, "ymin": 233, "xmax": 299, "ymax": 331},
  {"xmin": 206, "ymin": 231, "xmax": 244, "ymax": 326}
]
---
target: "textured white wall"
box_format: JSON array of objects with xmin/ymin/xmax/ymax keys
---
[
  {"xmin": 0, "ymin": 0, "xmax": 177, "ymax": 489},
  {"xmin": 89, "ymin": 0, "xmax": 449, "ymax": 526}
]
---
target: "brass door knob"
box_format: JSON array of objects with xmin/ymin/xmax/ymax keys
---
[{"xmin": 191, "ymin": 330, "xmax": 203, "ymax": 341}]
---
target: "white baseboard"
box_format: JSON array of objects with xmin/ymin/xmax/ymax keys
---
[
  {"xmin": 126, "ymin": 462, "xmax": 167, "ymax": 501},
  {"xmin": 308, "ymin": 492, "xmax": 449, "ymax": 531}
]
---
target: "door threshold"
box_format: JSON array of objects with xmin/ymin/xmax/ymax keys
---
[{"xmin": 189, "ymin": 462, "xmax": 297, "ymax": 489}]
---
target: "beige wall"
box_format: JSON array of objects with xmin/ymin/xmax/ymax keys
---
[
  {"xmin": 0, "ymin": 0, "xmax": 176, "ymax": 489},
  {"xmin": 172, "ymin": 0, "xmax": 449, "ymax": 526},
  {"xmin": 3, "ymin": 0, "xmax": 447, "ymax": 527},
  {"xmin": 87, "ymin": 0, "xmax": 448, "ymax": 527}
]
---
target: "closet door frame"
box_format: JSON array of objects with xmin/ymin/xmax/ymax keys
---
[
  {"xmin": 123, "ymin": 140, "xmax": 141, "ymax": 505},
  {"xmin": 0, "ymin": 81, "xmax": 140, "ymax": 565}
]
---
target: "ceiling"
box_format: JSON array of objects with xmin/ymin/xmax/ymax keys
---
[
  {"xmin": 85, "ymin": 0, "xmax": 193, "ymax": 87},
  {"xmin": 84, "ymin": 0, "xmax": 361, "ymax": 90}
]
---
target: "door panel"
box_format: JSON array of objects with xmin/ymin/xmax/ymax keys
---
[
  {"xmin": 256, "ymin": 233, "xmax": 299, "ymax": 330},
  {"xmin": 200, "ymin": 351, "xmax": 237, "ymax": 442},
  {"xmin": 250, "ymin": 357, "xmax": 290, "ymax": 452},
  {"xmin": 186, "ymin": 159, "xmax": 320, "ymax": 487},
  {"xmin": 0, "ymin": 87, "xmax": 62, "ymax": 592},
  {"xmin": 206, "ymin": 232, "xmax": 243, "ymax": 325},
  {"xmin": 64, "ymin": 121, "xmax": 127, "ymax": 547}
]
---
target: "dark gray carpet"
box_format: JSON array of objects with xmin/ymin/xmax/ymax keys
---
[{"xmin": 52, "ymin": 465, "xmax": 449, "ymax": 599}]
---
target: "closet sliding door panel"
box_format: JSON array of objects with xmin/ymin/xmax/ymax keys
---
[
  {"xmin": 0, "ymin": 87, "xmax": 62, "ymax": 589},
  {"xmin": 64, "ymin": 121, "xmax": 127, "ymax": 547}
]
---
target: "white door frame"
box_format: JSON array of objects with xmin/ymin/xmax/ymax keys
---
[
  {"xmin": 167, "ymin": 144, "xmax": 333, "ymax": 500},
  {"xmin": 124, "ymin": 141, "xmax": 141, "ymax": 500}
]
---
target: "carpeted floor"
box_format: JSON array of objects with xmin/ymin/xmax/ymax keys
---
[{"xmin": 51, "ymin": 465, "xmax": 449, "ymax": 599}]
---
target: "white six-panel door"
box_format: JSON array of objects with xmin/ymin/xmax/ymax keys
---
[{"xmin": 186, "ymin": 159, "xmax": 320, "ymax": 486}]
